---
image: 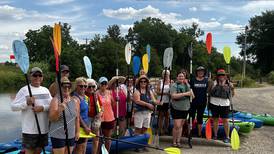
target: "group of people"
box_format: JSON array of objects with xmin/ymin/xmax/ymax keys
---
[{"xmin": 11, "ymin": 64, "xmax": 234, "ymax": 154}]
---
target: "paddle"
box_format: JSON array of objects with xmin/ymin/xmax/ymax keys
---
[
  {"xmin": 205, "ymin": 32, "xmax": 212, "ymax": 140},
  {"xmin": 187, "ymin": 42, "xmax": 193, "ymax": 148},
  {"xmin": 124, "ymin": 43, "xmax": 133, "ymax": 136},
  {"xmin": 79, "ymin": 128, "xmax": 181, "ymax": 154},
  {"xmin": 146, "ymin": 44, "xmax": 151, "ymax": 63},
  {"xmin": 223, "ymin": 47, "xmax": 240, "ymax": 150},
  {"xmin": 12, "ymin": 40, "xmax": 46, "ymax": 154},
  {"xmin": 83, "ymin": 56, "xmax": 92, "ymax": 79},
  {"xmin": 142, "ymin": 54, "xmax": 149, "ymax": 74},
  {"xmin": 51, "ymin": 23, "xmax": 70, "ymax": 154}
]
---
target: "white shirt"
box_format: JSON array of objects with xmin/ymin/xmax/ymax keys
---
[
  {"xmin": 210, "ymin": 97, "xmax": 230, "ymax": 106},
  {"xmin": 11, "ymin": 85, "xmax": 52, "ymax": 134}
]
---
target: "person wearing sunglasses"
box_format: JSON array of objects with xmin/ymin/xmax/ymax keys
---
[
  {"xmin": 49, "ymin": 65, "xmax": 70, "ymax": 97},
  {"xmin": 72, "ymin": 77, "xmax": 90, "ymax": 154},
  {"xmin": 170, "ymin": 69, "xmax": 192, "ymax": 148},
  {"xmin": 11, "ymin": 67, "xmax": 52, "ymax": 154},
  {"xmin": 97, "ymin": 77, "xmax": 115, "ymax": 152},
  {"xmin": 208, "ymin": 68, "xmax": 235, "ymax": 143},
  {"xmin": 85, "ymin": 79, "xmax": 102, "ymax": 154},
  {"xmin": 49, "ymin": 77, "xmax": 80, "ymax": 154}
]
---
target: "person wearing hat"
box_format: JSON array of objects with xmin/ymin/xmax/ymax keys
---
[
  {"xmin": 97, "ymin": 77, "xmax": 115, "ymax": 152},
  {"xmin": 49, "ymin": 65, "xmax": 70, "ymax": 97},
  {"xmin": 85, "ymin": 79, "xmax": 102, "ymax": 154},
  {"xmin": 208, "ymin": 68, "xmax": 235, "ymax": 143},
  {"xmin": 170, "ymin": 69, "xmax": 192, "ymax": 147},
  {"xmin": 189, "ymin": 66, "xmax": 208, "ymax": 137},
  {"xmin": 133, "ymin": 75, "xmax": 160, "ymax": 136},
  {"xmin": 49, "ymin": 76, "xmax": 80, "ymax": 154},
  {"xmin": 11, "ymin": 67, "xmax": 52, "ymax": 154},
  {"xmin": 108, "ymin": 76, "xmax": 127, "ymax": 136}
]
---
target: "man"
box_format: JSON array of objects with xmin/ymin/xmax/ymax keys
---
[
  {"xmin": 11, "ymin": 67, "xmax": 52, "ymax": 154},
  {"xmin": 49, "ymin": 65, "xmax": 70, "ymax": 97}
]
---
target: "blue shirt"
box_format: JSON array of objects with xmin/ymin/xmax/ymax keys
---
[{"xmin": 73, "ymin": 93, "xmax": 89, "ymax": 125}]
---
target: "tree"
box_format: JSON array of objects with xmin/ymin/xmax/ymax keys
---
[{"xmin": 237, "ymin": 11, "xmax": 274, "ymax": 75}]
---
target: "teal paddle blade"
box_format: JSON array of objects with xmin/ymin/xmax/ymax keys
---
[
  {"xmin": 12, "ymin": 40, "xmax": 29, "ymax": 74},
  {"xmin": 83, "ymin": 56, "xmax": 92, "ymax": 79},
  {"xmin": 133, "ymin": 56, "xmax": 141, "ymax": 76}
]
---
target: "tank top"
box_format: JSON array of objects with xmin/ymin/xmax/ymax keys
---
[
  {"xmin": 73, "ymin": 93, "xmax": 89, "ymax": 125},
  {"xmin": 49, "ymin": 97, "xmax": 76, "ymax": 139},
  {"xmin": 134, "ymin": 89, "xmax": 152, "ymax": 112},
  {"xmin": 112, "ymin": 89, "xmax": 127, "ymax": 118},
  {"xmin": 98, "ymin": 92, "xmax": 115, "ymax": 122},
  {"xmin": 157, "ymin": 80, "xmax": 170, "ymax": 103}
]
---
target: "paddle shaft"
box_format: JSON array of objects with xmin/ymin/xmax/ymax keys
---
[
  {"xmin": 25, "ymin": 74, "xmax": 46, "ymax": 154},
  {"xmin": 188, "ymin": 57, "xmax": 193, "ymax": 148},
  {"xmin": 126, "ymin": 65, "xmax": 130, "ymax": 129}
]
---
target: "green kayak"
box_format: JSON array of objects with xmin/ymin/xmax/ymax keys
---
[
  {"xmin": 232, "ymin": 121, "xmax": 255, "ymax": 134},
  {"xmin": 252, "ymin": 114, "xmax": 274, "ymax": 126}
]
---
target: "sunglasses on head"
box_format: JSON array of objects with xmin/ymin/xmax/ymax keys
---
[
  {"xmin": 32, "ymin": 74, "xmax": 43, "ymax": 77},
  {"xmin": 78, "ymin": 85, "xmax": 87, "ymax": 88},
  {"xmin": 88, "ymin": 85, "xmax": 96, "ymax": 89}
]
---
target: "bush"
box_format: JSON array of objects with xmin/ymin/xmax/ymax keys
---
[
  {"xmin": 232, "ymin": 74, "xmax": 257, "ymax": 88},
  {"xmin": 267, "ymin": 71, "xmax": 274, "ymax": 84}
]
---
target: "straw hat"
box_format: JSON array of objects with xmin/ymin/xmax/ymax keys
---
[
  {"xmin": 108, "ymin": 76, "xmax": 126, "ymax": 87},
  {"xmin": 136, "ymin": 75, "xmax": 149, "ymax": 85}
]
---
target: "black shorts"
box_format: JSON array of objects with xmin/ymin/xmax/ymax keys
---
[
  {"xmin": 157, "ymin": 103, "xmax": 169, "ymax": 112},
  {"xmin": 22, "ymin": 133, "xmax": 48, "ymax": 149},
  {"xmin": 190, "ymin": 102, "xmax": 206, "ymax": 124},
  {"xmin": 76, "ymin": 137, "xmax": 87, "ymax": 144},
  {"xmin": 101, "ymin": 120, "xmax": 115, "ymax": 130},
  {"xmin": 51, "ymin": 137, "xmax": 75, "ymax": 149},
  {"xmin": 170, "ymin": 106, "xmax": 188, "ymax": 119},
  {"xmin": 209, "ymin": 103, "xmax": 230, "ymax": 118}
]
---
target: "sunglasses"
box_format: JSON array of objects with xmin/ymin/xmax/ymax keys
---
[
  {"xmin": 62, "ymin": 85, "xmax": 71, "ymax": 89},
  {"xmin": 140, "ymin": 80, "xmax": 147, "ymax": 83},
  {"xmin": 101, "ymin": 82, "xmax": 107, "ymax": 85},
  {"xmin": 78, "ymin": 85, "xmax": 87, "ymax": 88},
  {"xmin": 61, "ymin": 70, "xmax": 69, "ymax": 74},
  {"xmin": 32, "ymin": 74, "xmax": 43, "ymax": 77},
  {"xmin": 88, "ymin": 85, "xmax": 96, "ymax": 89}
]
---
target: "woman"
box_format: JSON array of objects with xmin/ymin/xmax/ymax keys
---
[
  {"xmin": 190, "ymin": 66, "xmax": 208, "ymax": 137},
  {"xmin": 97, "ymin": 77, "xmax": 116, "ymax": 152},
  {"xmin": 49, "ymin": 77, "xmax": 80, "ymax": 154},
  {"xmin": 108, "ymin": 76, "xmax": 127, "ymax": 136},
  {"xmin": 170, "ymin": 70, "xmax": 192, "ymax": 147},
  {"xmin": 85, "ymin": 79, "xmax": 102, "ymax": 154},
  {"xmin": 208, "ymin": 69, "xmax": 234, "ymax": 143},
  {"xmin": 133, "ymin": 75, "xmax": 160, "ymax": 135},
  {"xmin": 156, "ymin": 70, "xmax": 171, "ymax": 135},
  {"xmin": 73, "ymin": 77, "xmax": 90, "ymax": 154}
]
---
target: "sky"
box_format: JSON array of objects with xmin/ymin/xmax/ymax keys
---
[{"xmin": 0, "ymin": 0, "xmax": 274, "ymax": 62}]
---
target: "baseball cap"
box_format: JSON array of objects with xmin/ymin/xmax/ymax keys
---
[
  {"xmin": 30, "ymin": 67, "xmax": 43, "ymax": 76},
  {"xmin": 61, "ymin": 65, "xmax": 69, "ymax": 72}
]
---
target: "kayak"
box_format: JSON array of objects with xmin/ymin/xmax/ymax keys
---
[
  {"xmin": 86, "ymin": 134, "xmax": 149, "ymax": 153},
  {"xmin": 233, "ymin": 117, "xmax": 263, "ymax": 128},
  {"xmin": 233, "ymin": 111, "xmax": 274, "ymax": 126},
  {"xmin": 6, "ymin": 150, "xmax": 51, "ymax": 154}
]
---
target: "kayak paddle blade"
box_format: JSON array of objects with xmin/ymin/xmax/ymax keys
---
[
  {"xmin": 125, "ymin": 42, "xmax": 132, "ymax": 65},
  {"xmin": 146, "ymin": 127, "xmax": 153, "ymax": 144},
  {"xmin": 133, "ymin": 56, "xmax": 141, "ymax": 76},
  {"xmin": 101, "ymin": 144, "xmax": 109, "ymax": 154},
  {"xmin": 206, "ymin": 32, "xmax": 212, "ymax": 55},
  {"xmin": 83, "ymin": 56, "xmax": 92, "ymax": 79},
  {"xmin": 79, "ymin": 128, "xmax": 96, "ymax": 138},
  {"xmin": 12, "ymin": 40, "xmax": 29, "ymax": 74},
  {"xmin": 146, "ymin": 44, "xmax": 151, "ymax": 63},
  {"xmin": 142, "ymin": 54, "xmax": 149, "ymax": 74},
  {"xmin": 188, "ymin": 42, "xmax": 193, "ymax": 59},
  {"xmin": 205, "ymin": 119, "xmax": 212, "ymax": 140},
  {"xmin": 223, "ymin": 46, "xmax": 231, "ymax": 65},
  {"xmin": 163, "ymin": 47, "xmax": 173, "ymax": 69},
  {"xmin": 53, "ymin": 23, "xmax": 62, "ymax": 55},
  {"xmin": 50, "ymin": 37, "xmax": 60, "ymax": 72},
  {"xmin": 231, "ymin": 128, "xmax": 240, "ymax": 150},
  {"xmin": 164, "ymin": 147, "xmax": 181, "ymax": 154}
]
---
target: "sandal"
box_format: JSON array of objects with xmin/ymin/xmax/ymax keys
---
[
  {"xmin": 176, "ymin": 142, "xmax": 183, "ymax": 148},
  {"xmin": 172, "ymin": 143, "xmax": 178, "ymax": 147}
]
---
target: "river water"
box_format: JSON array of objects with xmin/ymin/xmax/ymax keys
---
[{"xmin": 0, "ymin": 93, "xmax": 21, "ymax": 143}]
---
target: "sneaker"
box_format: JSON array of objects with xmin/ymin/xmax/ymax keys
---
[{"xmin": 223, "ymin": 138, "xmax": 230, "ymax": 143}]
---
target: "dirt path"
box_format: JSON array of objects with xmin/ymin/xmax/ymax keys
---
[{"xmin": 121, "ymin": 85, "xmax": 274, "ymax": 154}]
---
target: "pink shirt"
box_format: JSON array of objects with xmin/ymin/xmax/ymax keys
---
[
  {"xmin": 112, "ymin": 89, "xmax": 127, "ymax": 118},
  {"xmin": 98, "ymin": 92, "xmax": 115, "ymax": 122}
]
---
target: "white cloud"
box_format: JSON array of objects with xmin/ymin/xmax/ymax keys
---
[
  {"xmin": 242, "ymin": 1, "xmax": 274, "ymax": 14},
  {"xmin": 37, "ymin": 0, "xmax": 75, "ymax": 5},
  {"xmin": 189, "ymin": 7, "xmax": 197, "ymax": 12},
  {"xmin": 210, "ymin": 18, "xmax": 216, "ymax": 21},
  {"xmin": 0, "ymin": 44, "xmax": 9, "ymax": 50},
  {"xmin": 223, "ymin": 23, "xmax": 243, "ymax": 33},
  {"xmin": 0, "ymin": 0, "xmax": 12, "ymax": 5},
  {"xmin": 120, "ymin": 24, "xmax": 133, "ymax": 31}
]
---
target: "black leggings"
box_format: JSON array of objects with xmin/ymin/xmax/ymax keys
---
[{"xmin": 190, "ymin": 103, "xmax": 206, "ymax": 124}]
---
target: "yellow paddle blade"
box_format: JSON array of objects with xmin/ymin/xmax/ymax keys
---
[
  {"xmin": 79, "ymin": 127, "xmax": 96, "ymax": 138},
  {"xmin": 223, "ymin": 46, "xmax": 231, "ymax": 64},
  {"xmin": 231, "ymin": 128, "xmax": 240, "ymax": 150},
  {"xmin": 164, "ymin": 147, "xmax": 181, "ymax": 154},
  {"xmin": 53, "ymin": 23, "xmax": 61, "ymax": 55},
  {"xmin": 142, "ymin": 54, "xmax": 149, "ymax": 74},
  {"xmin": 146, "ymin": 128, "xmax": 153, "ymax": 144}
]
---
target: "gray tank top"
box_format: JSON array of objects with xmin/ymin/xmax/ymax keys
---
[{"xmin": 49, "ymin": 97, "xmax": 77, "ymax": 139}]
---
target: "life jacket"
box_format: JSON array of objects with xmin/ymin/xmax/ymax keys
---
[{"xmin": 210, "ymin": 80, "xmax": 231, "ymax": 99}]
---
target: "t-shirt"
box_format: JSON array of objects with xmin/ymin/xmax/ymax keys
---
[
  {"xmin": 170, "ymin": 82, "xmax": 190, "ymax": 111},
  {"xmin": 190, "ymin": 77, "xmax": 208, "ymax": 104},
  {"xmin": 11, "ymin": 85, "xmax": 52, "ymax": 134},
  {"xmin": 157, "ymin": 80, "xmax": 170, "ymax": 103}
]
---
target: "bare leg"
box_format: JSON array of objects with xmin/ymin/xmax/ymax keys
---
[
  {"xmin": 222, "ymin": 118, "xmax": 230, "ymax": 139},
  {"xmin": 92, "ymin": 130, "xmax": 100, "ymax": 154},
  {"xmin": 102, "ymin": 129, "xmax": 113, "ymax": 152},
  {"xmin": 213, "ymin": 118, "xmax": 219, "ymax": 138}
]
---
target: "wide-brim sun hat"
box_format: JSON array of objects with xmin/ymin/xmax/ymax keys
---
[
  {"xmin": 108, "ymin": 76, "xmax": 126, "ymax": 87},
  {"xmin": 136, "ymin": 75, "xmax": 149, "ymax": 85}
]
